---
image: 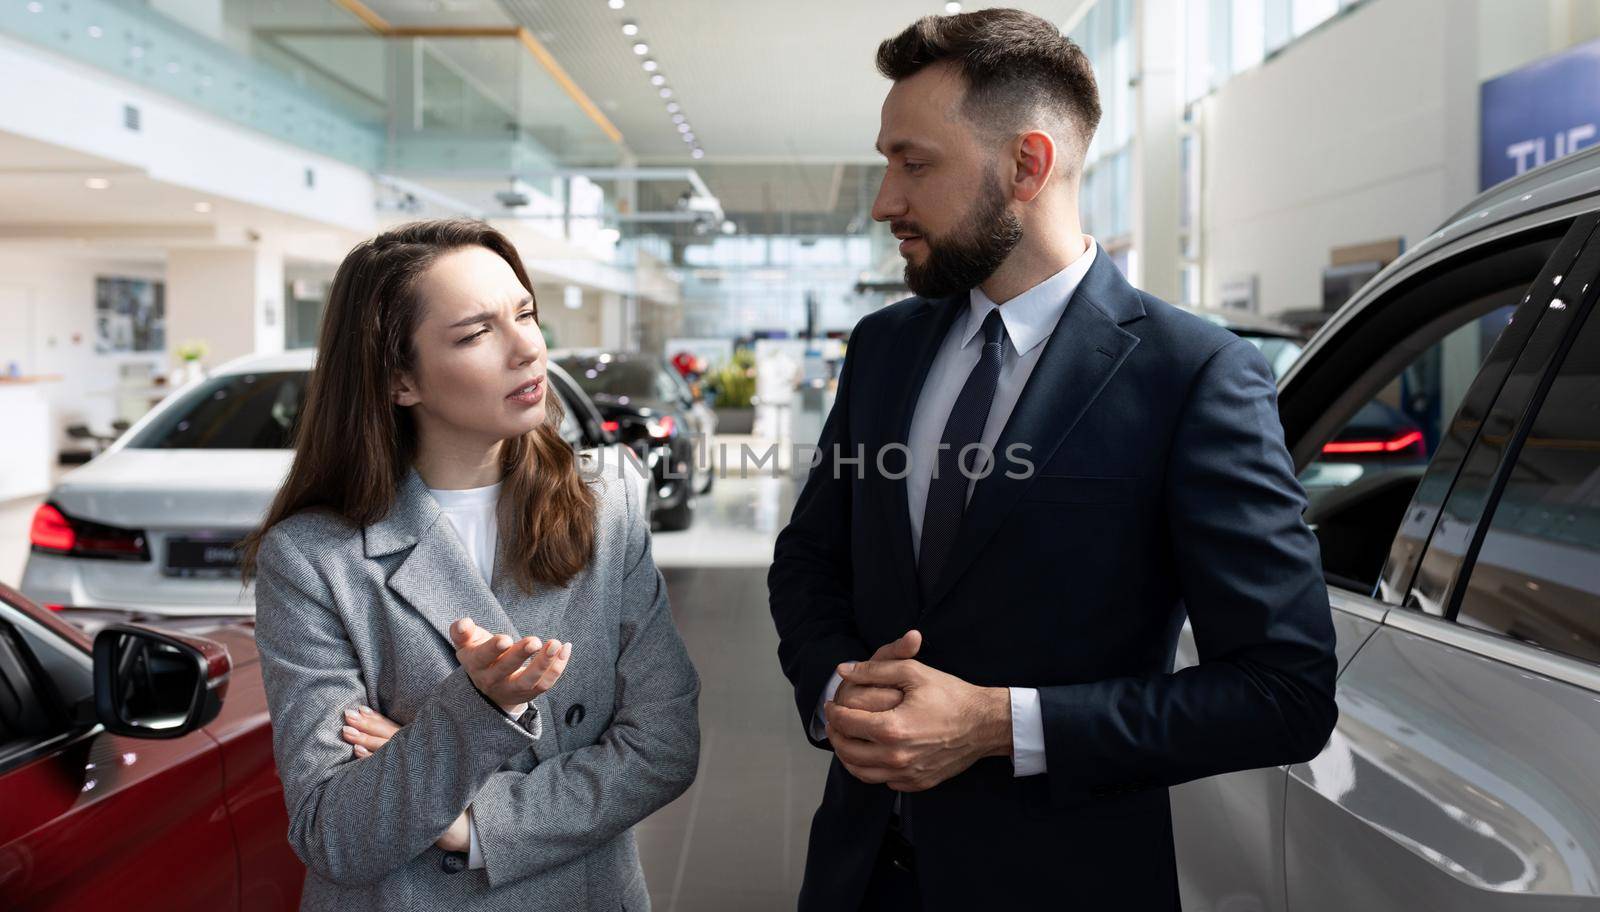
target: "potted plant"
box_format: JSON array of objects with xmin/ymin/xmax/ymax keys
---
[
  {"xmin": 704, "ymin": 349, "xmax": 756, "ymax": 434},
  {"xmin": 175, "ymin": 340, "xmax": 209, "ymax": 386}
]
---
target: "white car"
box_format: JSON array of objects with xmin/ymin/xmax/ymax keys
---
[{"xmin": 21, "ymin": 350, "xmax": 638, "ymax": 619}]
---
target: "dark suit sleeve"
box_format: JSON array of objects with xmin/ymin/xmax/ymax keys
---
[
  {"xmin": 769, "ymin": 320, "xmax": 873, "ymax": 749},
  {"xmin": 1037, "ymin": 337, "xmax": 1338, "ymax": 804}
]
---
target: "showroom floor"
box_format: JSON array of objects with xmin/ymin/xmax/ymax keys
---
[{"xmin": 0, "ymin": 472, "xmax": 834, "ymax": 911}]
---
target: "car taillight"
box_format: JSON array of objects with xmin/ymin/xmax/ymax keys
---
[
  {"xmin": 29, "ymin": 503, "xmax": 150, "ymax": 561},
  {"xmin": 1322, "ymin": 429, "xmax": 1425, "ymax": 456},
  {"xmin": 29, "ymin": 504, "xmax": 75, "ymax": 552},
  {"xmin": 602, "ymin": 420, "xmax": 620, "ymax": 433},
  {"xmin": 646, "ymin": 415, "xmax": 677, "ymax": 440}
]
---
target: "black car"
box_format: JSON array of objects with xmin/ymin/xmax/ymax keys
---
[{"xmin": 554, "ymin": 350, "xmax": 702, "ymax": 530}]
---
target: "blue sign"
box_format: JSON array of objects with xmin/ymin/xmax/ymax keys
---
[{"xmin": 1481, "ymin": 39, "xmax": 1600, "ymax": 190}]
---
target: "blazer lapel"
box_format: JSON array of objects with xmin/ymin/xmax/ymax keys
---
[
  {"xmin": 923, "ymin": 251, "xmax": 1145, "ymax": 612},
  {"xmin": 884, "ymin": 295, "xmax": 966, "ymax": 622},
  {"xmin": 376, "ymin": 470, "xmax": 520, "ymax": 646}
]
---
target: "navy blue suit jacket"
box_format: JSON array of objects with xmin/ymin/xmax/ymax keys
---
[{"xmin": 769, "ymin": 250, "xmax": 1338, "ymax": 911}]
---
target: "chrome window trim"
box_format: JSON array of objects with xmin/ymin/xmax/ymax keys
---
[
  {"xmin": 1328, "ymin": 587, "xmax": 1389, "ymax": 624},
  {"xmin": 1383, "ymin": 608, "xmax": 1600, "ymax": 695}
]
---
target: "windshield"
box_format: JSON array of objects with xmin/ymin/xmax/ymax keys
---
[{"xmin": 127, "ymin": 371, "xmax": 307, "ymax": 449}]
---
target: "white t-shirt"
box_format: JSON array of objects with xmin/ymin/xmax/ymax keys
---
[
  {"xmin": 425, "ymin": 479, "xmax": 502, "ymax": 870},
  {"xmin": 428, "ymin": 480, "xmax": 501, "ymax": 584}
]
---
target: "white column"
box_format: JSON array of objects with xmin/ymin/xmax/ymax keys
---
[
  {"xmin": 1132, "ymin": 0, "xmax": 1184, "ymax": 303},
  {"xmin": 165, "ymin": 247, "xmax": 286, "ymax": 369}
]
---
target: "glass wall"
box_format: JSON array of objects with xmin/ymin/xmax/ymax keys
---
[
  {"xmin": 1184, "ymin": 0, "xmax": 1370, "ymax": 102},
  {"xmin": 1070, "ymin": 0, "xmax": 1135, "ymax": 248}
]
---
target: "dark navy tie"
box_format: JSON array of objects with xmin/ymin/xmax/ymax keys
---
[{"xmin": 917, "ymin": 308, "xmax": 1007, "ymax": 601}]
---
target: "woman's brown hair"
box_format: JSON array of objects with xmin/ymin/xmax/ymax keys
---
[{"xmin": 240, "ymin": 218, "xmax": 597, "ymax": 592}]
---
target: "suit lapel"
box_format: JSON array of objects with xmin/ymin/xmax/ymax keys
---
[
  {"xmin": 923, "ymin": 251, "xmax": 1145, "ymax": 611},
  {"xmin": 884, "ymin": 296, "xmax": 966, "ymax": 622}
]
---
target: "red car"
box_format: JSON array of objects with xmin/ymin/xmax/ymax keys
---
[{"xmin": 0, "ymin": 581, "xmax": 302, "ymax": 910}]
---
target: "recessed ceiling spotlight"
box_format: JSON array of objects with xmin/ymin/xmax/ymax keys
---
[
  {"xmin": 677, "ymin": 122, "xmax": 691, "ymax": 133},
  {"xmin": 691, "ymin": 148, "xmax": 705, "ymax": 160},
  {"xmin": 672, "ymin": 113, "xmax": 686, "ymax": 124},
  {"xmin": 621, "ymin": 21, "xmax": 638, "ymax": 36},
  {"xmin": 642, "ymin": 58, "xmax": 658, "ymax": 72},
  {"xmin": 945, "ymin": 1, "xmax": 962, "ymax": 12},
  {"xmin": 683, "ymin": 132, "xmax": 695, "ymax": 142},
  {"xmin": 659, "ymin": 87, "xmax": 673, "ymax": 98},
  {"xmin": 608, "ymin": 0, "xmax": 625, "ymax": 9},
  {"xmin": 650, "ymin": 74, "xmax": 666, "ymax": 86},
  {"xmin": 85, "ymin": 177, "xmax": 110, "ymax": 190},
  {"xmin": 666, "ymin": 101, "xmax": 680, "ymax": 113},
  {"xmin": 193, "ymin": 201, "xmax": 212, "ymax": 213},
  {"xmin": 632, "ymin": 41, "xmax": 649, "ymax": 55}
]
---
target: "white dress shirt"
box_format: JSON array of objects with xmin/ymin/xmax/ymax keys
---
[
  {"xmin": 813, "ymin": 239, "xmax": 1098, "ymax": 778},
  {"xmin": 429, "ymin": 480, "xmax": 503, "ymax": 870}
]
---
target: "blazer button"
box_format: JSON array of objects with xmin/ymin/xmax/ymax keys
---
[
  {"xmin": 565, "ymin": 703, "xmax": 586, "ymax": 727},
  {"xmin": 441, "ymin": 851, "xmax": 468, "ymax": 874}
]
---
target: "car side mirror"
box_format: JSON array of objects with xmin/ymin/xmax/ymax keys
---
[{"xmin": 93, "ymin": 624, "xmax": 231, "ymax": 739}]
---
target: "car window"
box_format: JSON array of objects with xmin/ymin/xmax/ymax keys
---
[
  {"xmin": 555, "ymin": 387, "xmax": 582, "ymax": 448},
  {"xmin": 1456, "ymin": 300, "xmax": 1600, "ymax": 663},
  {"xmin": 0, "ymin": 620, "xmax": 67, "ymax": 758},
  {"xmin": 559, "ymin": 357, "xmax": 661, "ymax": 401},
  {"xmin": 1299, "ymin": 308, "xmax": 1514, "ymax": 499},
  {"xmin": 127, "ymin": 371, "xmax": 307, "ymax": 450}
]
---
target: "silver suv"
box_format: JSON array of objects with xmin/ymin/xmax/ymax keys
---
[{"xmin": 1174, "ymin": 145, "xmax": 1600, "ymax": 910}]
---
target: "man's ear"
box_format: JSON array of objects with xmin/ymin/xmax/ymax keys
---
[
  {"xmin": 392, "ymin": 372, "xmax": 421, "ymax": 407},
  {"xmin": 1013, "ymin": 130, "xmax": 1058, "ymax": 203}
]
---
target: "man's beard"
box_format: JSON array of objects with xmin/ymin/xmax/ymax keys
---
[{"xmin": 900, "ymin": 176, "xmax": 1024, "ymax": 299}]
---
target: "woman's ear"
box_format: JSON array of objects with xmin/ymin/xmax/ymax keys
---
[{"xmin": 392, "ymin": 373, "xmax": 421, "ymax": 407}]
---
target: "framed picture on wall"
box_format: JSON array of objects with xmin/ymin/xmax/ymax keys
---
[{"xmin": 95, "ymin": 276, "xmax": 165, "ymax": 353}]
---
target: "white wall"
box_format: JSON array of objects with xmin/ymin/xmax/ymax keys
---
[
  {"xmin": 0, "ymin": 247, "xmax": 166, "ymax": 446},
  {"xmin": 165, "ymin": 246, "xmax": 285, "ymax": 367},
  {"xmin": 1198, "ymin": 0, "xmax": 1478, "ymax": 314}
]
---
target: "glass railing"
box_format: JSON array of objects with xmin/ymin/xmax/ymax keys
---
[
  {"xmin": 1, "ymin": 0, "xmax": 625, "ymax": 174},
  {"xmin": 0, "ymin": 0, "xmax": 386, "ymax": 168}
]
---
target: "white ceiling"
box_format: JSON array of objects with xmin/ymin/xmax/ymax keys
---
[{"xmin": 368, "ymin": 0, "xmax": 1091, "ymax": 164}]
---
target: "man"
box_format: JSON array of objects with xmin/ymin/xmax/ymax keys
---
[{"xmin": 768, "ymin": 9, "xmax": 1338, "ymax": 911}]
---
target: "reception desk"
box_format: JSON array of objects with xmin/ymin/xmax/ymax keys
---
[{"xmin": 0, "ymin": 378, "xmax": 57, "ymax": 501}]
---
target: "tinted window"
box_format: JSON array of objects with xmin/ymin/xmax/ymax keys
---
[
  {"xmin": 1457, "ymin": 302, "xmax": 1600, "ymax": 663},
  {"xmin": 559, "ymin": 357, "xmax": 668, "ymax": 401},
  {"xmin": 1239, "ymin": 334, "xmax": 1303, "ymax": 380},
  {"xmin": 128, "ymin": 371, "xmax": 307, "ymax": 449}
]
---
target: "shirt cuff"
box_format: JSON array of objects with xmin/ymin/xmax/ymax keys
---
[
  {"xmin": 467, "ymin": 805, "xmax": 484, "ymax": 869},
  {"xmin": 1010, "ymin": 686, "xmax": 1046, "ymax": 777},
  {"xmin": 810, "ymin": 670, "xmax": 847, "ymax": 740}
]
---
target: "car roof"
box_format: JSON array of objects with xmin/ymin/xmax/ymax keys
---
[
  {"xmin": 552, "ymin": 348, "xmax": 662, "ymax": 365},
  {"xmin": 1446, "ymin": 142, "xmax": 1600, "ymax": 225},
  {"xmin": 210, "ymin": 348, "xmax": 317, "ymax": 375},
  {"xmin": 1180, "ymin": 306, "xmax": 1305, "ymax": 340}
]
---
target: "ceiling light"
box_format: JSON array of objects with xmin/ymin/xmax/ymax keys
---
[
  {"xmin": 621, "ymin": 21, "xmax": 638, "ymax": 36},
  {"xmin": 632, "ymin": 41, "xmax": 649, "ymax": 55},
  {"xmin": 87, "ymin": 25, "xmax": 103, "ymax": 38},
  {"xmin": 659, "ymin": 87, "xmax": 673, "ymax": 98},
  {"xmin": 671, "ymin": 113, "xmax": 686, "ymax": 124},
  {"xmin": 945, "ymin": 1, "xmax": 962, "ymax": 11},
  {"xmin": 691, "ymin": 148, "xmax": 705, "ymax": 160},
  {"xmin": 666, "ymin": 101, "xmax": 680, "ymax": 113},
  {"xmin": 650, "ymin": 74, "xmax": 666, "ymax": 86},
  {"xmin": 608, "ymin": 0, "xmax": 625, "ymax": 9},
  {"xmin": 677, "ymin": 122, "xmax": 691, "ymax": 133},
  {"xmin": 642, "ymin": 58, "xmax": 658, "ymax": 72},
  {"xmin": 193, "ymin": 201, "xmax": 212, "ymax": 213},
  {"xmin": 682, "ymin": 132, "xmax": 695, "ymax": 142},
  {"xmin": 85, "ymin": 177, "xmax": 110, "ymax": 190}
]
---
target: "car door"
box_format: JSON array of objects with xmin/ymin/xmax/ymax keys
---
[
  {"xmin": 1283, "ymin": 213, "xmax": 1600, "ymax": 910},
  {"xmin": 0, "ymin": 592, "xmax": 239, "ymax": 911}
]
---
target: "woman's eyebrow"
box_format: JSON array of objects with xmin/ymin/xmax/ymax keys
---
[{"xmin": 445, "ymin": 296, "xmax": 533, "ymax": 328}]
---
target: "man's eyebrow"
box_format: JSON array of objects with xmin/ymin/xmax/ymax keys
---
[
  {"xmin": 446, "ymin": 296, "xmax": 533, "ymax": 328},
  {"xmin": 877, "ymin": 139, "xmax": 929, "ymax": 157}
]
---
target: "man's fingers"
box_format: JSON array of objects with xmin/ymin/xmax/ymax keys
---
[
  {"xmin": 834, "ymin": 683, "xmax": 902, "ymax": 713},
  {"xmin": 824, "ymin": 700, "xmax": 899, "ymax": 744},
  {"xmin": 872, "ymin": 629, "xmax": 923, "ymax": 662},
  {"xmin": 838, "ymin": 658, "xmax": 918, "ymax": 689}
]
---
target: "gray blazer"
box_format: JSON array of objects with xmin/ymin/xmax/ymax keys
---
[{"xmin": 252, "ymin": 467, "xmax": 700, "ymax": 912}]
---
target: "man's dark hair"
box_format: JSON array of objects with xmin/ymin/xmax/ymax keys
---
[{"xmin": 877, "ymin": 9, "xmax": 1101, "ymax": 168}]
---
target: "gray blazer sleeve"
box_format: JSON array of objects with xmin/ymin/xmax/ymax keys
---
[
  {"xmin": 470, "ymin": 478, "xmax": 701, "ymax": 889},
  {"xmin": 253, "ymin": 524, "xmax": 542, "ymax": 886}
]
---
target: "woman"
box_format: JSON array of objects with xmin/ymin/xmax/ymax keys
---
[{"xmin": 242, "ymin": 219, "xmax": 700, "ymax": 911}]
